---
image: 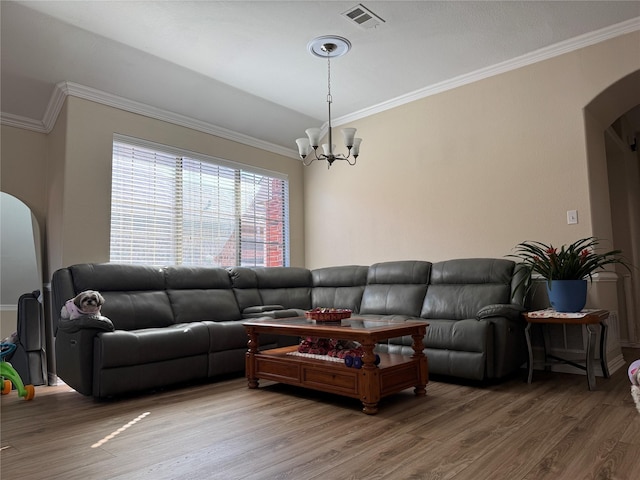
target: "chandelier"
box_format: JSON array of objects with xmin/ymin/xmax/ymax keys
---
[{"xmin": 296, "ymin": 36, "xmax": 362, "ymax": 168}]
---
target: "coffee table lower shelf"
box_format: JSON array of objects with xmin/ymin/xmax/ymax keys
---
[{"xmin": 247, "ymin": 345, "xmax": 427, "ymax": 414}]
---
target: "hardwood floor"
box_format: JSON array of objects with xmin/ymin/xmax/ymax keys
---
[{"xmin": 2, "ymin": 349, "xmax": 640, "ymax": 480}]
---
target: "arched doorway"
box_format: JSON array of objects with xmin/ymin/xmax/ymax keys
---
[{"xmin": 585, "ymin": 69, "xmax": 640, "ymax": 347}]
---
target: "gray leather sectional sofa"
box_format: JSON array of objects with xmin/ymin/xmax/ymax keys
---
[{"xmin": 52, "ymin": 259, "xmax": 527, "ymax": 398}]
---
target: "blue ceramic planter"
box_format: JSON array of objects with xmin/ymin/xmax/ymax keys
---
[{"xmin": 546, "ymin": 279, "xmax": 588, "ymax": 312}]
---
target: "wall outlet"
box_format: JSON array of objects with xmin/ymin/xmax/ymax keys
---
[{"xmin": 567, "ymin": 210, "xmax": 578, "ymax": 224}]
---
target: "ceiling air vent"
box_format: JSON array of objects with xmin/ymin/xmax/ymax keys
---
[{"xmin": 341, "ymin": 4, "xmax": 385, "ymax": 30}]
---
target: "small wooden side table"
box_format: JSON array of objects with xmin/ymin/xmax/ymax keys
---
[{"xmin": 523, "ymin": 309, "xmax": 610, "ymax": 391}]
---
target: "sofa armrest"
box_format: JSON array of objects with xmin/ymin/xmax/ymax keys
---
[
  {"xmin": 476, "ymin": 305, "xmax": 528, "ymax": 379},
  {"xmin": 476, "ymin": 304, "xmax": 526, "ymax": 322},
  {"xmin": 55, "ymin": 327, "xmax": 108, "ymax": 396},
  {"xmin": 55, "ymin": 315, "xmax": 114, "ymax": 396},
  {"xmin": 58, "ymin": 315, "xmax": 115, "ymax": 334}
]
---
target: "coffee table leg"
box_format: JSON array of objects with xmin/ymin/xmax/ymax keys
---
[
  {"xmin": 411, "ymin": 332, "xmax": 428, "ymax": 396},
  {"xmin": 360, "ymin": 340, "xmax": 380, "ymax": 415},
  {"xmin": 246, "ymin": 328, "xmax": 259, "ymax": 389}
]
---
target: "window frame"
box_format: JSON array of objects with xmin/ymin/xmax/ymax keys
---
[{"xmin": 110, "ymin": 134, "xmax": 290, "ymax": 268}]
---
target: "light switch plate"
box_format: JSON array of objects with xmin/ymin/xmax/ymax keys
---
[{"xmin": 567, "ymin": 210, "xmax": 578, "ymax": 224}]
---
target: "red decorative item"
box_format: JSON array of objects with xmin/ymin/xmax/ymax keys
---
[{"xmin": 305, "ymin": 307, "xmax": 352, "ymax": 322}]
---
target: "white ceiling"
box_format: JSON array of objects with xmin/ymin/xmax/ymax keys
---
[{"xmin": 2, "ymin": 1, "xmax": 639, "ymax": 157}]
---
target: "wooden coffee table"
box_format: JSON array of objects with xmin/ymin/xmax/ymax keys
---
[{"xmin": 244, "ymin": 316, "xmax": 429, "ymax": 414}]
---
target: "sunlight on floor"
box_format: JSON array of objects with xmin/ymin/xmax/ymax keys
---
[{"xmin": 91, "ymin": 411, "xmax": 151, "ymax": 448}]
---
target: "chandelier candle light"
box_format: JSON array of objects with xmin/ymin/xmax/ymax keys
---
[{"xmin": 296, "ymin": 36, "xmax": 362, "ymax": 168}]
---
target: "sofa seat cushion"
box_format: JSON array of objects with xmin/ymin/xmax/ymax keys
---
[
  {"xmin": 357, "ymin": 314, "xmax": 420, "ymax": 322},
  {"xmin": 357, "ymin": 314, "xmax": 428, "ymax": 349},
  {"xmin": 425, "ymin": 348, "xmax": 486, "ymax": 380},
  {"xmin": 376, "ymin": 343, "xmax": 487, "ymax": 380},
  {"xmin": 205, "ymin": 320, "xmax": 281, "ymax": 352},
  {"xmin": 95, "ymin": 323, "xmax": 210, "ymax": 368},
  {"xmin": 385, "ymin": 318, "xmax": 490, "ymax": 353},
  {"xmin": 242, "ymin": 309, "xmax": 304, "ymax": 319},
  {"xmin": 425, "ymin": 319, "xmax": 491, "ymax": 352}
]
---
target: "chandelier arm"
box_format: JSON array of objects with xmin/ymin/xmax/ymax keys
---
[
  {"xmin": 307, "ymin": 148, "xmax": 331, "ymax": 164},
  {"xmin": 332, "ymin": 152, "xmax": 353, "ymax": 161},
  {"xmin": 302, "ymin": 155, "xmax": 316, "ymax": 167}
]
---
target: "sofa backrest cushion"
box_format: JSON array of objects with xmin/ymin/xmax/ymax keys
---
[
  {"xmin": 165, "ymin": 267, "xmax": 242, "ymax": 322},
  {"xmin": 67, "ymin": 263, "xmax": 174, "ymax": 331},
  {"xmin": 360, "ymin": 261, "xmax": 431, "ymax": 317},
  {"xmin": 420, "ymin": 258, "xmax": 515, "ymax": 320},
  {"xmin": 226, "ymin": 267, "xmax": 263, "ymax": 311},
  {"xmin": 311, "ymin": 265, "xmax": 369, "ymax": 313},
  {"xmin": 253, "ymin": 267, "xmax": 312, "ymax": 310}
]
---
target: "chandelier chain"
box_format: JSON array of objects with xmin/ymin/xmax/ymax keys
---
[{"xmin": 326, "ymin": 53, "xmax": 332, "ymax": 104}]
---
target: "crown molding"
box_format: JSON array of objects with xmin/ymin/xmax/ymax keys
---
[
  {"xmin": 3, "ymin": 17, "xmax": 638, "ymax": 154},
  {"xmin": 58, "ymin": 82, "xmax": 301, "ymax": 159},
  {"xmin": 42, "ymin": 83, "xmax": 68, "ymax": 130},
  {"xmin": 334, "ymin": 17, "xmax": 640, "ymax": 126},
  {"xmin": 0, "ymin": 112, "xmax": 48, "ymax": 133},
  {"xmin": 1, "ymin": 81, "xmax": 300, "ymax": 160}
]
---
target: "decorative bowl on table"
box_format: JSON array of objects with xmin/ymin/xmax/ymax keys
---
[{"xmin": 305, "ymin": 308, "xmax": 352, "ymax": 322}]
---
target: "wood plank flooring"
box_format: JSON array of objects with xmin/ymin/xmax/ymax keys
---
[{"xmin": 2, "ymin": 349, "xmax": 640, "ymax": 480}]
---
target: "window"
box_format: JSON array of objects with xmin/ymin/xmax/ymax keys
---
[{"xmin": 110, "ymin": 136, "xmax": 289, "ymax": 267}]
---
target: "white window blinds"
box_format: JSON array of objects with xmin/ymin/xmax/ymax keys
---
[{"xmin": 110, "ymin": 138, "xmax": 289, "ymax": 267}]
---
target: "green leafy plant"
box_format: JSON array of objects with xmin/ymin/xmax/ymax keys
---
[{"xmin": 509, "ymin": 237, "xmax": 631, "ymax": 294}]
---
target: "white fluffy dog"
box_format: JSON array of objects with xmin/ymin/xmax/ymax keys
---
[
  {"xmin": 61, "ymin": 290, "xmax": 105, "ymax": 319},
  {"xmin": 629, "ymin": 359, "xmax": 640, "ymax": 413}
]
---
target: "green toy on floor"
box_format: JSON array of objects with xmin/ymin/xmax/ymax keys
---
[{"xmin": 1, "ymin": 343, "xmax": 35, "ymax": 400}]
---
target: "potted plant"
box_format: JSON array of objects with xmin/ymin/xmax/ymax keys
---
[{"xmin": 510, "ymin": 237, "xmax": 631, "ymax": 312}]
